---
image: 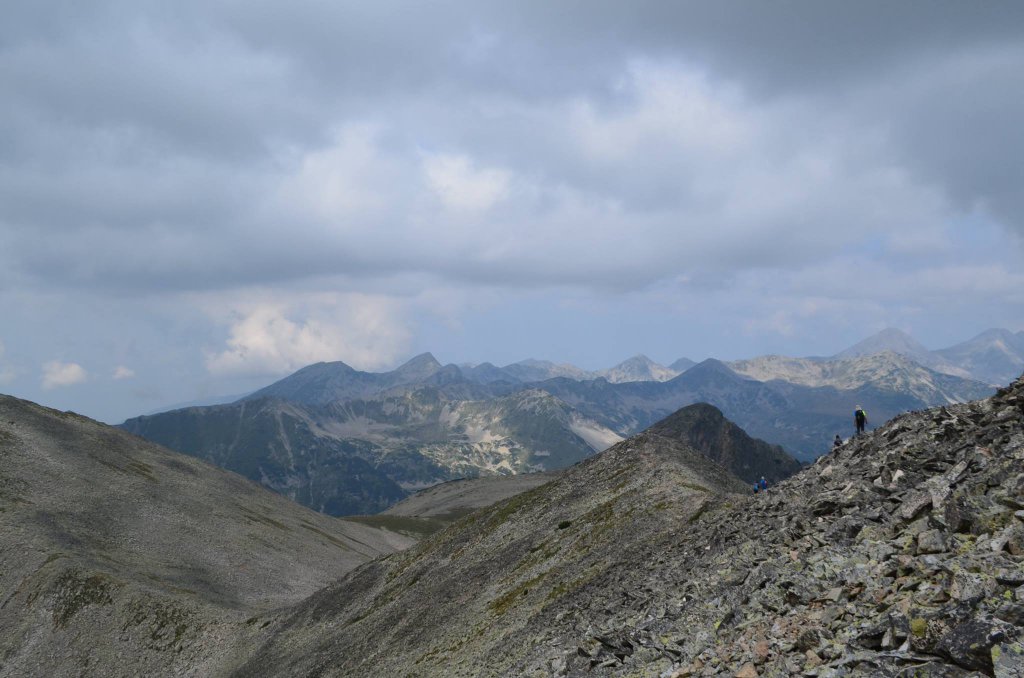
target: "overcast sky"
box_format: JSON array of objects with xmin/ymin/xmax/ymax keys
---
[{"xmin": 2, "ymin": 1, "xmax": 1023, "ymax": 422}]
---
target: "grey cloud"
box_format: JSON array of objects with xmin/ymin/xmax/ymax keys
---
[{"xmin": 1, "ymin": 0, "xmax": 1022, "ymax": 297}]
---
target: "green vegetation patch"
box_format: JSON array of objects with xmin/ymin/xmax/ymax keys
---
[
  {"xmin": 51, "ymin": 569, "xmax": 115, "ymax": 628},
  {"xmin": 124, "ymin": 598, "xmax": 199, "ymax": 652},
  {"xmin": 125, "ymin": 460, "xmax": 158, "ymax": 483}
]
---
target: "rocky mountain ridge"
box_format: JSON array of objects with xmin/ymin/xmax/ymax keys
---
[
  {"xmin": 233, "ymin": 373, "xmax": 1024, "ymax": 677},
  {"xmin": 121, "ymin": 331, "xmax": 1001, "ymax": 517}
]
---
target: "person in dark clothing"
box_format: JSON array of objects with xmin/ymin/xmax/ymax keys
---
[
  {"xmin": 759, "ymin": 476, "xmax": 767, "ymax": 492},
  {"xmin": 833, "ymin": 434, "xmax": 842, "ymax": 450},
  {"xmin": 854, "ymin": 406, "xmax": 867, "ymax": 435},
  {"xmin": 753, "ymin": 483, "xmax": 759, "ymax": 494}
]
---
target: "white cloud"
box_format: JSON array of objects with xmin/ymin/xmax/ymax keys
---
[
  {"xmin": 423, "ymin": 153, "xmax": 511, "ymax": 213},
  {"xmin": 42, "ymin": 361, "xmax": 87, "ymax": 389},
  {"xmin": 204, "ymin": 294, "xmax": 412, "ymax": 377},
  {"xmin": 276, "ymin": 124, "xmax": 399, "ymax": 222},
  {"xmin": 112, "ymin": 365, "xmax": 136, "ymax": 380}
]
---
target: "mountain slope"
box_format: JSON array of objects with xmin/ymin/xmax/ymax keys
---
[
  {"xmin": 121, "ymin": 398, "xmax": 413, "ymax": 515},
  {"xmin": 646, "ymin": 402, "xmax": 802, "ymax": 484},
  {"xmin": 0, "ymin": 394, "xmax": 417, "ymax": 677},
  {"xmin": 382, "ymin": 471, "xmax": 560, "ymax": 521},
  {"xmin": 669, "ymin": 356, "xmax": 696, "ymax": 372},
  {"xmin": 235, "ymin": 375, "xmax": 1024, "ymax": 677},
  {"xmin": 233, "ymin": 406, "xmax": 752, "ymax": 677},
  {"xmin": 936, "ymin": 328, "xmax": 1024, "ymax": 386},
  {"xmin": 122, "ymin": 388, "xmax": 622, "ymax": 515}
]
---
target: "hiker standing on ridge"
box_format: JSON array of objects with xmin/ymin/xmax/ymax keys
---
[
  {"xmin": 833, "ymin": 434, "xmax": 842, "ymax": 450},
  {"xmin": 854, "ymin": 406, "xmax": 867, "ymax": 435},
  {"xmin": 758, "ymin": 476, "xmax": 767, "ymax": 493}
]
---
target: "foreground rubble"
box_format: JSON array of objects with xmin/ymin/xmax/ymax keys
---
[{"xmin": 586, "ymin": 375, "xmax": 1024, "ymax": 677}]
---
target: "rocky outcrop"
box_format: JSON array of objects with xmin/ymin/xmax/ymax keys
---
[{"xmin": 646, "ymin": 402, "xmax": 802, "ymax": 484}]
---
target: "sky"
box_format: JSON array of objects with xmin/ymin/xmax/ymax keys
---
[{"xmin": 2, "ymin": 1, "xmax": 1023, "ymax": 423}]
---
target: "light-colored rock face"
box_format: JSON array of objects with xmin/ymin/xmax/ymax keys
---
[
  {"xmin": 727, "ymin": 351, "xmax": 990, "ymax": 403},
  {"xmin": 233, "ymin": 375, "xmax": 1024, "ymax": 678},
  {"xmin": 834, "ymin": 326, "xmax": 1024, "ymax": 385}
]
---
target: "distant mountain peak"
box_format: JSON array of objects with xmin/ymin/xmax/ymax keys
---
[
  {"xmin": 836, "ymin": 327, "xmax": 930, "ymax": 360},
  {"xmin": 669, "ymin": 357, "xmax": 696, "ymax": 372},
  {"xmin": 393, "ymin": 352, "xmax": 442, "ymax": 374},
  {"xmin": 600, "ymin": 354, "xmax": 678, "ymax": 384}
]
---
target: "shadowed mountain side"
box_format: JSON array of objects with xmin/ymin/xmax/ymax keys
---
[
  {"xmin": 123, "ymin": 389, "xmax": 621, "ymax": 516},
  {"xmin": 646, "ymin": 402, "xmax": 802, "ymax": 484},
  {"xmin": 121, "ymin": 398, "xmax": 412, "ymax": 516},
  {"xmin": 0, "ymin": 394, "xmax": 417, "ymax": 677},
  {"xmin": 233, "ymin": 426, "xmax": 751, "ymax": 677}
]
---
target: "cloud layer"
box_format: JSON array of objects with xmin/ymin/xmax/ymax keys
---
[{"xmin": 0, "ymin": 1, "xmax": 1022, "ymax": 420}]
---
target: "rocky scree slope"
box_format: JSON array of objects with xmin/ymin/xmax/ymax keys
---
[
  {"xmin": 0, "ymin": 395, "xmax": 417, "ymax": 678},
  {"xmin": 237, "ymin": 376, "xmax": 1024, "ymax": 677}
]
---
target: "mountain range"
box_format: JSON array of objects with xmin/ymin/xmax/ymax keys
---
[
  {"xmin": 122, "ymin": 329, "xmax": 1008, "ymax": 515},
  {"xmin": 6, "ymin": 372, "xmax": 1022, "ymax": 675},
  {"xmin": 122, "ymin": 386, "xmax": 624, "ymax": 516}
]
